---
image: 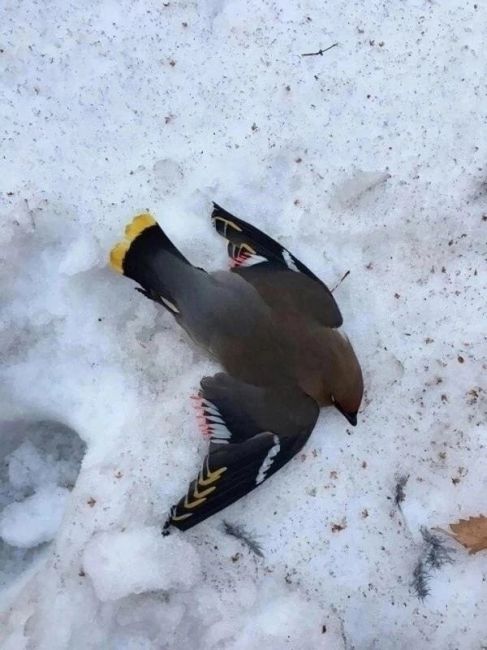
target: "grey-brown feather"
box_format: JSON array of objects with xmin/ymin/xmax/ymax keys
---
[{"xmin": 155, "ymin": 262, "xmax": 361, "ymax": 407}]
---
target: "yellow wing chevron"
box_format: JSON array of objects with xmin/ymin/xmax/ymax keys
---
[
  {"xmin": 183, "ymin": 494, "xmax": 206, "ymax": 509},
  {"xmin": 212, "ymin": 215, "xmax": 243, "ymax": 238},
  {"xmin": 193, "ymin": 483, "xmax": 216, "ymax": 499},
  {"xmin": 170, "ymin": 510, "xmax": 192, "ymax": 522},
  {"xmin": 171, "ymin": 457, "xmax": 228, "ymax": 520},
  {"xmin": 235, "ymin": 242, "xmax": 256, "ymax": 257},
  {"xmin": 198, "ymin": 457, "xmax": 227, "ymax": 486}
]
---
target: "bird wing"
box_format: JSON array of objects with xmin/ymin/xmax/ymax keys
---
[
  {"xmin": 211, "ymin": 203, "xmax": 343, "ymax": 328},
  {"xmin": 167, "ymin": 373, "xmax": 319, "ymax": 531}
]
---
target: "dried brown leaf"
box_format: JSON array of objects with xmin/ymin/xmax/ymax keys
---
[{"xmin": 447, "ymin": 515, "xmax": 487, "ymax": 554}]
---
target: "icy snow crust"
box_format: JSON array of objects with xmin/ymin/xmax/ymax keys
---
[{"xmin": 0, "ymin": 1, "xmax": 486, "ymax": 648}]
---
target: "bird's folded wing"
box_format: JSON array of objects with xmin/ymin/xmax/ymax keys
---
[
  {"xmin": 168, "ymin": 373, "xmax": 319, "ymax": 531},
  {"xmin": 211, "ymin": 203, "xmax": 343, "ymax": 328}
]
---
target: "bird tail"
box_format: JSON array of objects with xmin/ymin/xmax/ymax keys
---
[{"xmin": 109, "ymin": 213, "xmax": 191, "ymax": 314}]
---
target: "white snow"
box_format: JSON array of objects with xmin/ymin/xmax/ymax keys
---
[
  {"xmin": 83, "ymin": 527, "xmax": 201, "ymax": 601},
  {"xmin": 0, "ymin": 487, "xmax": 69, "ymax": 549},
  {"xmin": 7, "ymin": 440, "xmax": 77, "ymax": 491},
  {"xmin": 330, "ymin": 170, "xmax": 391, "ymax": 209},
  {"xmin": 1, "ymin": 0, "xmax": 486, "ymax": 648}
]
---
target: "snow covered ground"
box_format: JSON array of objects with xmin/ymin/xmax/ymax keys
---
[{"xmin": 1, "ymin": 1, "xmax": 486, "ymax": 648}]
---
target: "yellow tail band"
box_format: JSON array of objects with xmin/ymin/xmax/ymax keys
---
[{"xmin": 109, "ymin": 212, "xmax": 156, "ymax": 273}]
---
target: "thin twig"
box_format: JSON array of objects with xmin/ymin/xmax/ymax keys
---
[
  {"xmin": 301, "ymin": 43, "xmax": 338, "ymax": 57},
  {"xmin": 331, "ymin": 270, "xmax": 350, "ymax": 293}
]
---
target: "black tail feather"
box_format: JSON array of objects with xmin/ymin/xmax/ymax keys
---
[{"xmin": 109, "ymin": 213, "xmax": 190, "ymax": 314}]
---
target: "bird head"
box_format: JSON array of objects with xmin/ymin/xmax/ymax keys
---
[
  {"xmin": 328, "ymin": 338, "xmax": 363, "ymax": 426},
  {"xmin": 298, "ymin": 328, "xmax": 364, "ymax": 426},
  {"xmin": 331, "ymin": 392, "xmax": 360, "ymax": 426}
]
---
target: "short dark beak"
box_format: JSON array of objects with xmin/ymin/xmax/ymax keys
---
[
  {"xmin": 344, "ymin": 412, "xmax": 357, "ymax": 427},
  {"xmin": 335, "ymin": 404, "xmax": 358, "ymax": 426}
]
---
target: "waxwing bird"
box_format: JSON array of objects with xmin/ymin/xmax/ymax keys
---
[{"xmin": 109, "ymin": 204, "xmax": 363, "ymax": 531}]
